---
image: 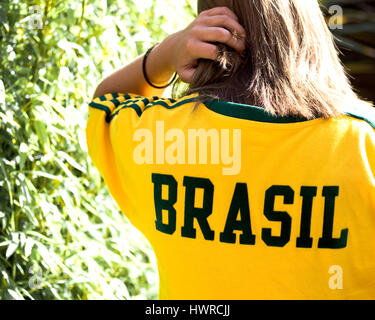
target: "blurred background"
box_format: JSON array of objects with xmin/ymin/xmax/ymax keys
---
[
  {"xmin": 0, "ymin": 0, "xmax": 374, "ymax": 300},
  {"xmin": 323, "ymin": 0, "xmax": 375, "ymax": 104}
]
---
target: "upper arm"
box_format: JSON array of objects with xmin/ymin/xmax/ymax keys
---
[
  {"xmin": 85, "ymin": 92, "xmax": 175, "ymax": 221},
  {"xmin": 86, "ymin": 94, "xmax": 145, "ymax": 218}
]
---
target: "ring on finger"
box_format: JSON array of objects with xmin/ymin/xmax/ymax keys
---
[{"xmin": 231, "ymin": 30, "xmax": 241, "ymax": 41}]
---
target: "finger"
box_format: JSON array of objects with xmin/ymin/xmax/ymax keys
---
[
  {"xmin": 200, "ymin": 6, "xmax": 239, "ymax": 22},
  {"xmin": 196, "ymin": 27, "xmax": 246, "ymax": 54},
  {"xmin": 200, "ymin": 15, "xmax": 247, "ymax": 39},
  {"xmin": 187, "ymin": 39, "xmax": 218, "ymax": 61}
]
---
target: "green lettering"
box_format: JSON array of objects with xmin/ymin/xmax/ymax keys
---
[
  {"xmin": 296, "ymin": 186, "xmax": 317, "ymax": 248},
  {"xmin": 152, "ymin": 173, "xmax": 177, "ymax": 235},
  {"xmin": 181, "ymin": 176, "xmax": 215, "ymax": 240},
  {"xmin": 318, "ymin": 186, "xmax": 348, "ymax": 249},
  {"xmin": 262, "ymin": 186, "xmax": 293, "ymax": 247},
  {"xmin": 220, "ymin": 183, "xmax": 256, "ymax": 245}
]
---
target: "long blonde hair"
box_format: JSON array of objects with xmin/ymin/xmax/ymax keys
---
[{"xmin": 175, "ymin": 0, "xmax": 372, "ymax": 119}]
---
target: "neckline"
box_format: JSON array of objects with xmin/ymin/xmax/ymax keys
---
[{"xmin": 204, "ymin": 99, "xmax": 312, "ymax": 124}]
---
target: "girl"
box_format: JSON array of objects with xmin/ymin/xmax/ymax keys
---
[{"xmin": 86, "ymin": 0, "xmax": 375, "ymax": 299}]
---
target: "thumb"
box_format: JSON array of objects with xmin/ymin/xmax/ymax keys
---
[{"xmin": 178, "ymin": 66, "xmax": 197, "ymax": 83}]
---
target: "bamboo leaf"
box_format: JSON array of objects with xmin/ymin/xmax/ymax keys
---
[
  {"xmin": 8, "ymin": 289, "xmax": 24, "ymax": 300},
  {"xmin": 33, "ymin": 120, "xmax": 51, "ymax": 154},
  {"xmin": 6, "ymin": 242, "xmax": 18, "ymax": 259}
]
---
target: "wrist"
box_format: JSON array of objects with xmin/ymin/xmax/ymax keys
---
[
  {"xmin": 158, "ymin": 32, "xmax": 182, "ymax": 71},
  {"xmin": 146, "ymin": 34, "xmax": 178, "ymax": 85}
]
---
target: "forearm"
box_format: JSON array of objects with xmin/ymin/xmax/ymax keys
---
[{"xmin": 93, "ymin": 33, "xmax": 179, "ymax": 99}]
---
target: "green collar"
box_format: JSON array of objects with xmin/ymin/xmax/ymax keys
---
[
  {"xmin": 204, "ymin": 99, "xmax": 311, "ymax": 123},
  {"xmin": 202, "ymin": 97, "xmax": 375, "ymax": 129}
]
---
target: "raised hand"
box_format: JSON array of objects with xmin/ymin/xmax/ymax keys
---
[{"xmin": 170, "ymin": 6, "xmax": 246, "ymax": 83}]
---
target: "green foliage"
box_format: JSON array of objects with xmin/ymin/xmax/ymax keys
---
[{"xmin": 0, "ymin": 0, "xmax": 195, "ymax": 300}]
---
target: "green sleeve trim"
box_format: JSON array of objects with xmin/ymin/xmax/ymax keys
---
[
  {"xmin": 89, "ymin": 93, "xmax": 142, "ymax": 123},
  {"xmin": 89, "ymin": 101, "xmax": 111, "ymax": 116},
  {"xmin": 109, "ymin": 96, "xmax": 194, "ymax": 121},
  {"xmin": 109, "ymin": 103, "xmax": 143, "ymax": 121},
  {"xmin": 89, "ymin": 94, "xmax": 197, "ymax": 123},
  {"xmin": 143, "ymin": 97, "xmax": 196, "ymax": 112}
]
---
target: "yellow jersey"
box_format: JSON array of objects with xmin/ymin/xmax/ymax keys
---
[{"xmin": 86, "ymin": 93, "xmax": 375, "ymax": 300}]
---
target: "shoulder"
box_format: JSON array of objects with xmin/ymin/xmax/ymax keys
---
[
  {"xmin": 88, "ymin": 93, "xmax": 200, "ymax": 123},
  {"xmin": 342, "ymin": 103, "xmax": 375, "ymax": 131},
  {"xmin": 143, "ymin": 94, "xmax": 200, "ymax": 113}
]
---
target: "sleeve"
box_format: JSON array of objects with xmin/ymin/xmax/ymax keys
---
[{"xmin": 85, "ymin": 92, "xmax": 165, "ymax": 217}]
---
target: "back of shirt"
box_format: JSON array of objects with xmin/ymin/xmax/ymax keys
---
[{"xmin": 86, "ymin": 93, "xmax": 375, "ymax": 299}]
